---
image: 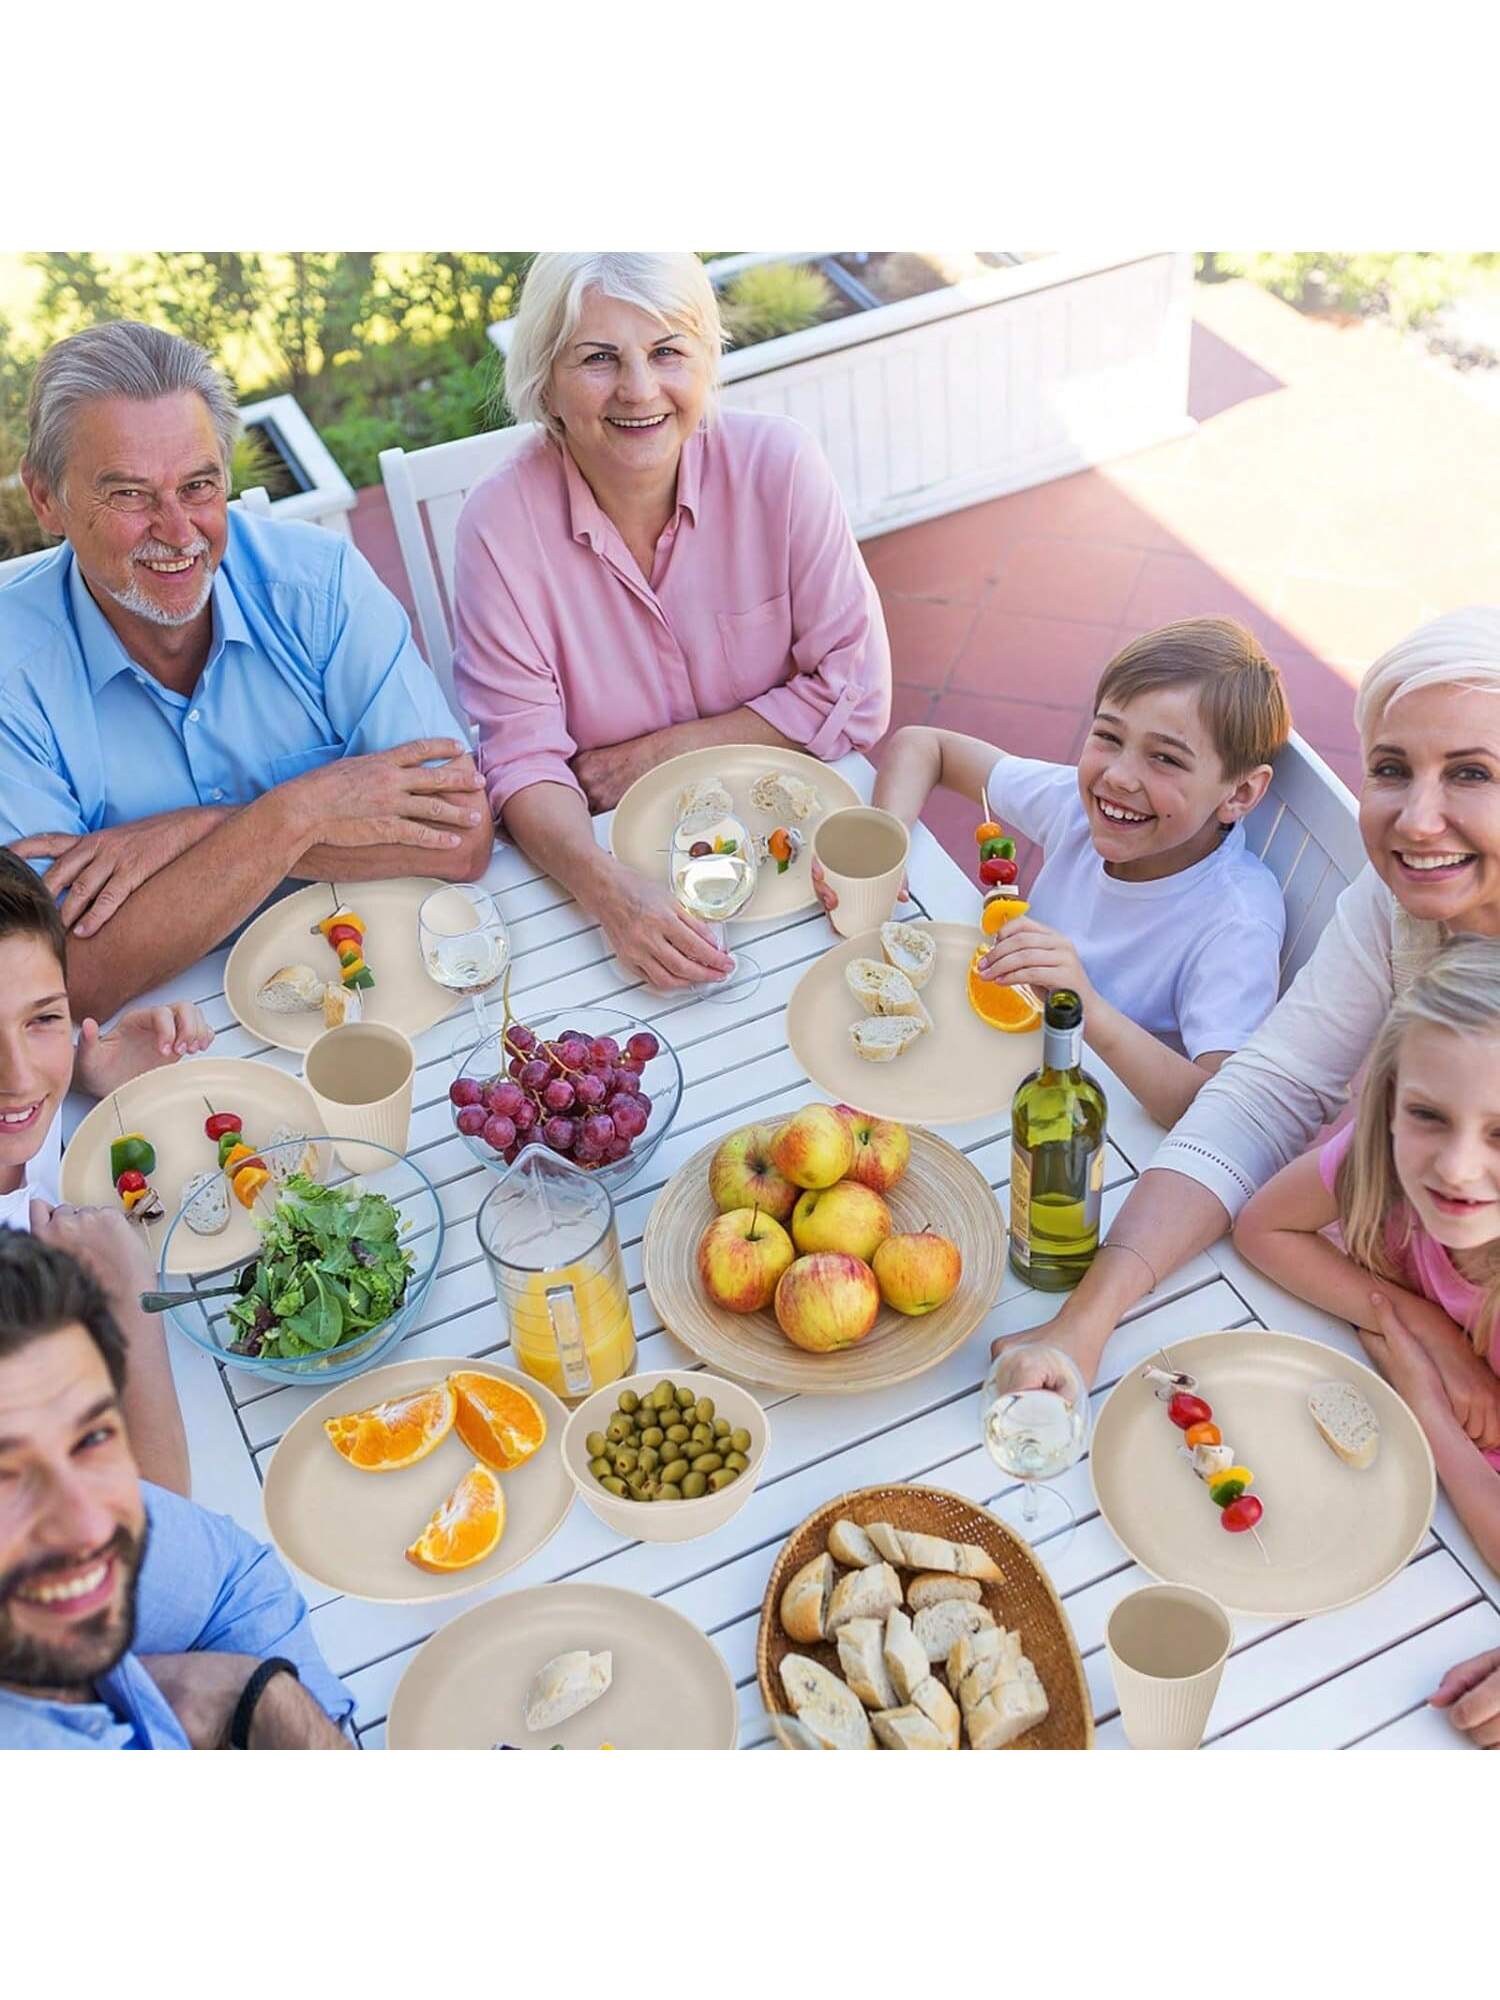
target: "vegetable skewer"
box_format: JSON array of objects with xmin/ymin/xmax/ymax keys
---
[{"xmin": 1150, "ymin": 1344, "xmax": 1270, "ymax": 1563}]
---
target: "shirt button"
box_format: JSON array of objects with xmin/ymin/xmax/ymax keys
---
[
  {"xmin": 188, "ymin": 709, "xmax": 201, "ymax": 723},
  {"xmin": 211, "ymin": 788, "xmax": 225, "ymax": 801}
]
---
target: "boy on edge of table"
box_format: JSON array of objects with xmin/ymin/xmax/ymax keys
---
[{"xmin": 840, "ymin": 618, "xmax": 1292, "ymax": 1129}]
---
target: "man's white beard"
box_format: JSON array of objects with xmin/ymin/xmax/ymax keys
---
[{"xmin": 100, "ymin": 536, "xmax": 215, "ymax": 628}]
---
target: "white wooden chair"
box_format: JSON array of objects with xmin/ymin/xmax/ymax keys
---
[
  {"xmin": 1245, "ymin": 731, "xmax": 1365, "ymax": 993},
  {"xmin": 378, "ymin": 424, "xmax": 540, "ymax": 713}
]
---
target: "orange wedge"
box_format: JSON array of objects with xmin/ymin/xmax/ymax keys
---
[
  {"xmin": 980, "ymin": 895, "xmax": 1030, "ymax": 937},
  {"xmin": 450, "ymin": 1370, "xmax": 548, "ymax": 1472},
  {"xmin": 967, "ymin": 949, "xmax": 1043, "ymax": 1033},
  {"xmin": 405, "ymin": 1462, "xmax": 505, "ymax": 1573},
  {"xmin": 323, "ymin": 1382, "xmax": 456, "ymax": 1472}
]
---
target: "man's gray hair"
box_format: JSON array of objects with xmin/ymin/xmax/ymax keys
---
[{"xmin": 24, "ymin": 320, "xmax": 241, "ymax": 492}]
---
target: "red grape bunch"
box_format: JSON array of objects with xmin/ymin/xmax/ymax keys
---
[{"xmin": 450, "ymin": 1022, "xmax": 660, "ymax": 1170}]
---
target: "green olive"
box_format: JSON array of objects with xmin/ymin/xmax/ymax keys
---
[
  {"xmin": 606, "ymin": 1415, "xmax": 630, "ymax": 1443},
  {"xmin": 676, "ymin": 1386, "xmax": 696, "ymax": 1409},
  {"xmin": 665, "ymin": 1423, "xmax": 691, "ymax": 1445},
  {"xmin": 680, "ymin": 1471, "xmax": 708, "ymax": 1499},
  {"xmin": 588, "ymin": 1456, "xmax": 611, "ymax": 1479},
  {"xmin": 729, "ymin": 1428, "xmax": 752, "ymax": 1454},
  {"xmin": 626, "ymin": 1470, "xmax": 649, "ymax": 1494},
  {"xmin": 618, "ymin": 1389, "xmax": 640, "ymax": 1414},
  {"xmin": 691, "ymin": 1423, "xmax": 713, "ymax": 1445},
  {"xmin": 637, "ymin": 1475, "xmax": 659, "ymax": 1500},
  {"xmin": 724, "ymin": 1451, "xmax": 750, "ymax": 1473},
  {"xmin": 640, "ymin": 1426, "xmax": 664, "ymax": 1450},
  {"xmin": 601, "ymin": 1476, "xmax": 628, "ymax": 1497},
  {"xmin": 712, "ymin": 1418, "xmax": 731, "ymax": 1438},
  {"xmin": 601, "ymin": 1441, "xmax": 618, "ymax": 1462},
  {"xmin": 693, "ymin": 1398, "xmax": 716, "ymax": 1426},
  {"xmin": 694, "ymin": 1452, "xmax": 724, "ymax": 1475},
  {"xmin": 656, "ymin": 1482, "xmax": 682, "ymax": 1502},
  {"xmin": 660, "ymin": 1458, "xmax": 689, "ymax": 1486},
  {"xmin": 708, "ymin": 1468, "xmax": 739, "ymax": 1492},
  {"xmin": 585, "ymin": 1430, "xmax": 607, "ymax": 1458},
  {"xmin": 638, "ymin": 1445, "xmax": 659, "ymax": 1473},
  {"xmin": 682, "ymin": 1440, "xmax": 707, "ymax": 1461},
  {"xmin": 614, "ymin": 1447, "xmax": 638, "ymax": 1475},
  {"xmin": 653, "ymin": 1382, "xmax": 677, "ymax": 1409}
]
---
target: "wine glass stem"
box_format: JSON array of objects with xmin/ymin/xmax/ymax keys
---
[
  {"xmin": 471, "ymin": 990, "xmax": 492, "ymax": 1034},
  {"xmin": 1021, "ymin": 1479, "xmax": 1040, "ymax": 1525}
]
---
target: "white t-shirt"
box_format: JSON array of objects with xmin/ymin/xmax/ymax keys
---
[
  {"xmin": 989, "ymin": 754, "xmax": 1286, "ymax": 1060},
  {"xmin": 0, "ymin": 1112, "xmax": 63, "ymax": 1233}
]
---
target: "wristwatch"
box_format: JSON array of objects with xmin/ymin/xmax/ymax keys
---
[{"xmin": 226, "ymin": 1657, "xmax": 301, "ymax": 1749}]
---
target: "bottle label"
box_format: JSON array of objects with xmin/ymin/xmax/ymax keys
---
[{"xmin": 1009, "ymin": 1143, "xmax": 1031, "ymax": 1266}]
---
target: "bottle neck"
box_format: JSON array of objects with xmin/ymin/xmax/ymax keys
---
[{"xmin": 1042, "ymin": 1020, "xmax": 1082, "ymax": 1072}]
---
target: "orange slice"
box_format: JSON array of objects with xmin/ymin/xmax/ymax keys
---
[
  {"xmin": 449, "ymin": 1370, "xmax": 548, "ymax": 1472},
  {"xmin": 404, "ymin": 1462, "xmax": 505, "ymax": 1573},
  {"xmin": 323, "ymin": 1382, "xmax": 456, "ymax": 1472},
  {"xmin": 967, "ymin": 949, "xmax": 1043, "ymax": 1033},
  {"xmin": 980, "ymin": 895, "xmax": 1030, "ymax": 937}
]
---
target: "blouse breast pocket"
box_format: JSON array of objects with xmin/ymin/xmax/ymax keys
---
[
  {"xmin": 267, "ymin": 742, "xmax": 343, "ymax": 785},
  {"xmin": 716, "ymin": 594, "xmax": 793, "ymax": 703}
]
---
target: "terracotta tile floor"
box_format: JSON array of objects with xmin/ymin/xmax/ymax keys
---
[{"xmin": 351, "ymin": 279, "xmax": 1500, "ymax": 881}]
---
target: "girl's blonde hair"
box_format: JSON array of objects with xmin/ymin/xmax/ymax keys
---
[
  {"xmin": 503, "ymin": 253, "xmax": 725, "ymax": 442},
  {"xmin": 1338, "ymin": 936, "xmax": 1500, "ymax": 1357},
  {"xmin": 1353, "ymin": 606, "xmax": 1500, "ymax": 741}
]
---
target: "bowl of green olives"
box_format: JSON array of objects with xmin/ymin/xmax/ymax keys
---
[{"xmin": 560, "ymin": 1371, "xmax": 769, "ymax": 1542}]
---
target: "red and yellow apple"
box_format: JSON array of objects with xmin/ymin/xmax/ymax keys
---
[
  {"xmin": 769, "ymin": 1105, "xmax": 854, "ymax": 1191},
  {"xmin": 834, "ymin": 1105, "xmax": 911, "ymax": 1195},
  {"xmin": 707, "ymin": 1121, "xmax": 799, "ymax": 1222},
  {"xmin": 790, "ymin": 1180, "xmax": 893, "ymax": 1262},
  {"xmin": 773, "ymin": 1252, "xmax": 882, "ymax": 1352},
  {"xmin": 871, "ymin": 1231, "xmax": 963, "ymax": 1316},
  {"xmin": 697, "ymin": 1207, "xmax": 796, "ymax": 1313}
]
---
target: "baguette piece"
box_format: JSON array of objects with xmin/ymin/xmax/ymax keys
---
[
  {"xmin": 949, "ymin": 1625, "xmax": 1024, "ymax": 1707},
  {"xmin": 964, "ymin": 1660, "xmax": 1049, "ymax": 1750},
  {"xmin": 524, "ymin": 1649, "xmax": 612, "ymax": 1732},
  {"xmin": 676, "ymin": 779, "xmax": 734, "ymax": 820},
  {"xmin": 779, "ymin": 1654, "xmax": 874, "ymax": 1750},
  {"xmin": 849, "ymin": 1017, "xmax": 928, "ymax": 1064},
  {"xmin": 322, "ymin": 982, "xmax": 364, "ymax": 1028},
  {"xmin": 845, "ymin": 958, "xmax": 932, "ymax": 1025},
  {"xmin": 872, "ymin": 1705, "xmax": 948, "ymax": 1750},
  {"xmin": 257, "ymin": 962, "xmax": 325, "ymax": 1013},
  {"xmin": 1308, "ymin": 1381, "xmax": 1381, "ymax": 1470},
  {"xmin": 883, "ymin": 1608, "xmax": 931, "ymax": 1705},
  {"xmin": 780, "ymin": 1552, "xmax": 836, "ymax": 1644},
  {"xmin": 914, "ymin": 1599, "xmax": 994, "ymax": 1664},
  {"xmin": 837, "ymin": 1617, "xmax": 900, "ymax": 1711},
  {"xmin": 827, "ymin": 1519, "xmax": 883, "ymax": 1568},
  {"xmin": 907, "ymin": 1572, "xmax": 983, "ymax": 1612},
  {"xmin": 827, "ymin": 1561, "xmax": 903, "ymax": 1635},
  {"xmin": 864, "ymin": 1522, "xmax": 907, "ymax": 1564},
  {"xmin": 893, "ymin": 1529, "xmax": 1005, "ymax": 1582},
  {"xmin": 879, "ymin": 921, "xmax": 936, "ymax": 990},
  {"xmin": 750, "ymin": 771, "xmax": 820, "ymax": 823},
  {"xmin": 910, "ymin": 1674, "xmax": 962, "ymax": 1750}
]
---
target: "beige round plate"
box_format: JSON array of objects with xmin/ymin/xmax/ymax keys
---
[
  {"xmin": 610, "ymin": 744, "xmax": 861, "ymax": 921},
  {"xmin": 59, "ymin": 1057, "xmax": 324, "ymax": 1279},
  {"xmin": 642, "ymin": 1122, "xmax": 1005, "ymax": 1393},
  {"xmin": 786, "ymin": 921, "xmax": 1042, "ymax": 1124},
  {"xmin": 262, "ymin": 1355, "xmax": 575, "ymax": 1604},
  {"xmin": 223, "ymin": 877, "xmax": 455, "ymax": 1053},
  {"xmin": 388, "ymin": 1581, "xmax": 739, "ymax": 1749},
  {"xmin": 1091, "ymin": 1328, "xmax": 1436, "ymax": 1617}
]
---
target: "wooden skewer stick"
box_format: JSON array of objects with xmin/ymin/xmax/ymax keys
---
[{"xmin": 981, "ymin": 781, "xmax": 992, "ymax": 827}]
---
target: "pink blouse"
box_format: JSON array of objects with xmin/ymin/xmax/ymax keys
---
[{"xmin": 451, "ymin": 411, "xmax": 892, "ymax": 818}]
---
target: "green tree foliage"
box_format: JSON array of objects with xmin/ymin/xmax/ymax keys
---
[{"xmin": 1199, "ymin": 252, "xmax": 1500, "ymax": 331}]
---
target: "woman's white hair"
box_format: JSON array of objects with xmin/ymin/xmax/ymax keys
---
[
  {"xmin": 503, "ymin": 253, "xmax": 724, "ymax": 441},
  {"xmin": 1355, "ymin": 607, "xmax": 1500, "ymax": 739}
]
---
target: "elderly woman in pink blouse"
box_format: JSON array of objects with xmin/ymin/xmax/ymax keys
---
[{"xmin": 452, "ymin": 253, "xmax": 892, "ymax": 990}]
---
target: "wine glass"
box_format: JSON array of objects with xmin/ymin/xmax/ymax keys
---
[
  {"xmin": 980, "ymin": 1340, "xmax": 1090, "ymax": 1560},
  {"xmin": 667, "ymin": 809, "xmax": 762, "ymax": 1004},
  {"xmin": 419, "ymin": 886, "xmax": 511, "ymax": 1054}
]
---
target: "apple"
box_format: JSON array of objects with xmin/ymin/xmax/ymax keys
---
[
  {"xmin": 871, "ymin": 1232, "xmax": 963, "ymax": 1316},
  {"xmin": 697, "ymin": 1207, "xmax": 795, "ymax": 1313},
  {"xmin": 791, "ymin": 1181, "xmax": 893, "ymax": 1262},
  {"xmin": 774, "ymin": 1252, "xmax": 882, "ymax": 1352},
  {"xmin": 769, "ymin": 1105, "xmax": 854, "ymax": 1191},
  {"xmin": 833, "ymin": 1104, "xmax": 911, "ymax": 1195},
  {"xmin": 707, "ymin": 1121, "xmax": 798, "ymax": 1222}
]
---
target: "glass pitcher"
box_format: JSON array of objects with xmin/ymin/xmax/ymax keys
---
[{"xmin": 475, "ymin": 1144, "xmax": 636, "ymax": 1402}]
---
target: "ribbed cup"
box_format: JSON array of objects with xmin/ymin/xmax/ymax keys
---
[
  {"xmin": 302, "ymin": 1021, "xmax": 415, "ymax": 1172},
  {"xmin": 812, "ymin": 807, "xmax": 910, "ymax": 938},
  {"xmin": 1105, "ymin": 1584, "xmax": 1231, "ymax": 1749}
]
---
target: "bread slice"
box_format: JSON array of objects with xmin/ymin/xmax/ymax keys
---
[
  {"xmin": 837, "ymin": 1617, "xmax": 900, "ymax": 1711},
  {"xmin": 780, "ymin": 1552, "xmax": 836, "ymax": 1644},
  {"xmin": 779, "ymin": 1654, "xmax": 874, "ymax": 1750},
  {"xmin": 862, "ymin": 1522, "xmax": 906, "ymax": 1564},
  {"xmin": 524, "ymin": 1649, "xmax": 613, "ymax": 1731},
  {"xmin": 871, "ymin": 1704, "xmax": 949, "ymax": 1750},
  {"xmin": 879, "ymin": 921, "xmax": 936, "ymax": 990},
  {"xmin": 676, "ymin": 779, "xmax": 734, "ymax": 820},
  {"xmin": 949, "ymin": 1625, "xmax": 1024, "ymax": 1708},
  {"xmin": 849, "ymin": 1017, "xmax": 928, "ymax": 1064},
  {"xmin": 898, "ymin": 1530, "xmax": 1004, "ymax": 1582},
  {"xmin": 1308, "ymin": 1381, "xmax": 1381, "ymax": 1470},
  {"xmin": 883, "ymin": 1608, "xmax": 931, "ymax": 1705},
  {"xmin": 750, "ymin": 771, "xmax": 820, "ymax": 823},
  {"xmin": 323, "ymin": 982, "xmax": 364, "ymax": 1028},
  {"xmin": 907, "ymin": 1572, "xmax": 983, "ymax": 1612},
  {"xmin": 910, "ymin": 1674, "xmax": 962, "ymax": 1750},
  {"xmin": 827, "ymin": 1561, "xmax": 903, "ymax": 1635},
  {"xmin": 845, "ymin": 958, "xmax": 931, "ymax": 1023},
  {"xmin": 257, "ymin": 962, "xmax": 325, "ymax": 1013},
  {"xmin": 964, "ymin": 1660, "xmax": 1049, "ymax": 1750},
  {"xmin": 914, "ymin": 1600, "xmax": 995, "ymax": 1664},
  {"xmin": 827, "ymin": 1519, "xmax": 883, "ymax": 1568}
]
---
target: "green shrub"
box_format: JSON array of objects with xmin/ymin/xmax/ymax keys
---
[
  {"xmin": 1198, "ymin": 251, "xmax": 1500, "ymax": 331},
  {"xmin": 721, "ymin": 261, "xmax": 835, "ymax": 346}
]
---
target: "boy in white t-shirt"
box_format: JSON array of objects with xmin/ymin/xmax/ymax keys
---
[{"xmin": 852, "ymin": 619, "xmax": 1292, "ymax": 1128}]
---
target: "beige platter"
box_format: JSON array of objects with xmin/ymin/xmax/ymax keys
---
[
  {"xmin": 59, "ymin": 1057, "xmax": 324, "ymax": 1279},
  {"xmin": 387, "ymin": 1582, "xmax": 740, "ymax": 1749},
  {"xmin": 1090, "ymin": 1328, "xmax": 1436, "ymax": 1618},
  {"xmin": 262, "ymin": 1356, "xmax": 575, "ymax": 1605},
  {"xmin": 785, "ymin": 920, "xmax": 1042, "ymax": 1124},
  {"xmin": 609, "ymin": 743, "xmax": 861, "ymax": 922},
  {"xmin": 223, "ymin": 877, "xmax": 456, "ymax": 1053},
  {"xmin": 641, "ymin": 1122, "xmax": 1005, "ymax": 1394}
]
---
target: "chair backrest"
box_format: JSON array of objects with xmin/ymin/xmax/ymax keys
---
[
  {"xmin": 379, "ymin": 424, "xmax": 541, "ymax": 711},
  {"xmin": 1244, "ymin": 730, "xmax": 1366, "ymax": 993}
]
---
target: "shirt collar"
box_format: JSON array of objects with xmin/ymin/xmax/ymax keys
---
[
  {"xmin": 560, "ymin": 425, "xmax": 705, "ymax": 552},
  {"xmin": 65, "ymin": 544, "xmax": 248, "ymax": 697}
]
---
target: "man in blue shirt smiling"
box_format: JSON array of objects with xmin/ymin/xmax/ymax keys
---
[{"xmin": 0, "ymin": 321, "xmax": 493, "ymax": 1020}]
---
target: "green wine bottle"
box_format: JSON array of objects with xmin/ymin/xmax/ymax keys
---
[{"xmin": 1008, "ymin": 989, "xmax": 1108, "ymax": 1291}]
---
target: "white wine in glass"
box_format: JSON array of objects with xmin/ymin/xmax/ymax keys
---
[
  {"xmin": 419, "ymin": 886, "xmax": 511, "ymax": 1042},
  {"xmin": 981, "ymin": 1341, "xmax": 1089, "ymax": 1559},
  {"xmin": 668, "ymin": 811, "xmax": 761, "ymax": 1003}
]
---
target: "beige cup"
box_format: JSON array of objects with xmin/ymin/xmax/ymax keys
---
[
  {"xmin": 1105, "ymin": 1583, "xmax": 1232, "ymax": 1749},
  {"xmin": 812, "ymin": 807, "xmax": 911, "ymax": 938},
  {"xmin": 301, "ymin": 1022, "xmax": 415, "ymax": 1172}
]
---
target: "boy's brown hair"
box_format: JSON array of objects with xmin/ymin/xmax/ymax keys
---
[
  {"xmin": 1094, "ymin": 617, "xmax": 1292, "ymax": 778},
  {"xmin": 0, "ymin": 849, "xmax": 67, "ymax": 975}
]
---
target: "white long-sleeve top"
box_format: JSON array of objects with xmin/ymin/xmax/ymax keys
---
[{"xmin": 1153, "ymin": 867, "xmax": 1443, "ymax": 1217}]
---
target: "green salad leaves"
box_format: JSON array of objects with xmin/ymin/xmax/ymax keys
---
[{"xmin": 227, "ymin": 1175, "xmax": 414, "ymax": 1360}]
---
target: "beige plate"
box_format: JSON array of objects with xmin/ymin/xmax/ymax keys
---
[
  {"xmin": 785, "ymin": 921, "xmax": 1042, "ymax": 1124},
  {"xmin": 388, "ymin": 1581, "xmax": 740, "ymax": 1749},
  {"xmin": 609, "ymin": 743, "xmax": 861, "ymax": 921},
  {"xmin": 758, "ymin": 1484, "xmax": 1093, "ymax": 1748},
  {"xmin": 261, "ymin": 1356, "xmax": 575, "ymax": 1605},
  {"xmin": 1091, "ymin": 1328, "xmax": 1436, "ymax": 1617},
  {"xmin": 223, "ymin": 877, "xmax": 454, "ymax": 1053},
  {"xmin": 59, "ymin": 1057, "xmax": 324, "ymax": 1279},
  {"xmin": 642, "ymin": 1123, "xmax": 1005, "ymax": 1394}
]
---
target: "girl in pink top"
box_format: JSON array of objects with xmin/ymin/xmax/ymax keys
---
[
  {"xmin": 1234, "ymin": 938, "xmax": 1500, "ymax": 1574},
  {"xmin": 452, "ymin": 253, "xmax": 891, "ymax": 994}
]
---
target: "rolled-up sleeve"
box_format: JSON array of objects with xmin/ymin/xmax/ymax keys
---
[
  {"xmin": 451, "ymin": 502, "xmax": 585, "ymax": 819},
  {"xmin": 318, "ymin": 540, "xmax": 467, "ymax": 752},
  {"xmin": 744, "ymin": 437, "xmax": 891, "ymax": 760}
]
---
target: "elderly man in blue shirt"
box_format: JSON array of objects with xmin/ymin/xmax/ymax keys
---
[
  {"xmin": 0, "ymin": 321, "xmax": 493, "ymax": 1022},
  {"xmin": 0, "ymin": 1230, "xmax": 352, "ymax": 1749}
]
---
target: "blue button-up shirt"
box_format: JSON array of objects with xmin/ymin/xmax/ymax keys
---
[
  {"xmin": 0, "ymin": 511, "xmax": 464, "ymax": 845},
  {"xmin": 0, "ymin": 1481, "xmax": 353, "ymax": 1749}
]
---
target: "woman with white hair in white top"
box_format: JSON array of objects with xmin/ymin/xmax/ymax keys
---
[{"xmin": 1009, "ymin": 606, "xmax": 1500, "ymax": 1440}]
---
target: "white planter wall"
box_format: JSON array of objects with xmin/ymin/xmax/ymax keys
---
[{"xmin": 239, "ymin": 394, "xmax": 357, "ymax": 540}]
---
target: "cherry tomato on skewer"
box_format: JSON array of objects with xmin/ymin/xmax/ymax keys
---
[
  {"xmin": 1168, "ymin": 1392, "xmax": 1214, "ymax": 1430},
  {"xmin": 1221, "ymin": 1493, "xmax": 1264, "ymax": 1534}
]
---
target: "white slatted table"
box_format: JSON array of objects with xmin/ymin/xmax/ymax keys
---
[{"xmin": 89, "ymin": 753, "xmax": 1500, "ymax": 1750}]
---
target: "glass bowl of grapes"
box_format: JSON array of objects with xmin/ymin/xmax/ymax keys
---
[{"xmin": 447, "ymin": 1005, "xmax": 683, "ymax": 1192}]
